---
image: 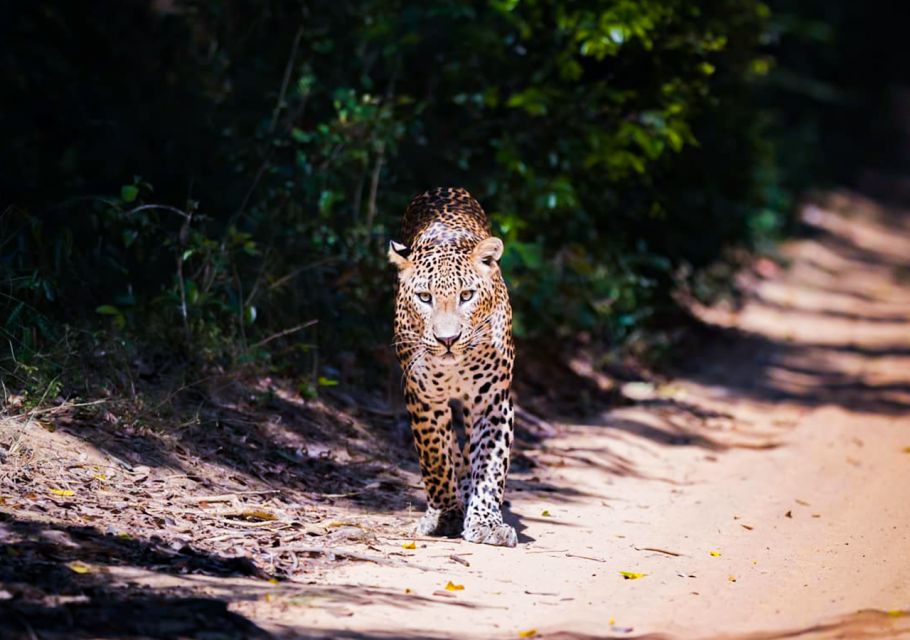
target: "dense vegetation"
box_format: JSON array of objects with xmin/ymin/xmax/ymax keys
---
[{"xmin": 0, "ymin": 1, "xmax": 900, "ymax": 399}]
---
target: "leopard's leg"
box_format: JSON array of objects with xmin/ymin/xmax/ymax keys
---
[
  {"xmin": 455, "ymin": 402, "xmax": 473, "ymax": 511},
  {"xmin": 410, "ymin": 401, "xmax": 464, "ymax": 537},
  {"xmin": 462, "ymin": 392, "xmax": 517, "ymax": 547}
]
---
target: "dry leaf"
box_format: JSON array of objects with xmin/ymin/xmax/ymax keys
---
[
  {"xmin": 902, "ymin": 447, "xmax": 910, "ymax": 454},
  {"xmin": 541, "ymin": 510, "xmax": 552, "ymax": 517},
  {"xmin": 518, "ymin": 629, "xmax": 537, "ymax": 638},
  {"xmin": 709, "ymin": 551, "xmax": 721, "ymax": 557},
  {"xmin": 619, "ymin": 571, "xmax": 646, "ymax": 580},
  {"xmin": 609, "ymin": 617, "xmax": 616, "ymax": 625},
  {"xmin": 402, "ymin": 541, "xmax": 416, "ymax": 550},
  {"xmin": 49, "ymin": 489, "xmax": 75, "ymax": 497},
  {"xmin": 728, "ymin": 575, "xmax": 737, "ymax": 582},
  {"xmin": 68, "ymin": 561, "xmax": 91, "ymax": 574},
  {"xmin": 238, "ymin": 509, "xmax": 278, "ymax": 522},
  {"xmin": 404, "ymin": 588, "xmax": 412, "ymax": 594},
  {"xmin": 887, "ymin": 609, "xmax": 907, "ymax": 617},
  {"xmin": 268, "ymin": 578, "xmax": 279, "ymax": 585},
  {"xmin": 445, "ymin": 581, "xmax": 464, "ymax": 591}
]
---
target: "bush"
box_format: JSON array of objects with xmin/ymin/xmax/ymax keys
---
[{"xmin": 1, "ymin": 0, "xmax": 794, "ymax": 388}]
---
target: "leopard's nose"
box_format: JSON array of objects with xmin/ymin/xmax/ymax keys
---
[{"xmin": 435, "ymin": 333, "xmax": 461, "ymax": 349}]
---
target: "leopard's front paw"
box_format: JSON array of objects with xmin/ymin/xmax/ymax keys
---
[
  {"xmin": 462, "ymin": 518, "xmax": 517, "ymax": 547},
  {"xmin": 415, "ymin": 507, "xmax": 464, "ymax": 537}
]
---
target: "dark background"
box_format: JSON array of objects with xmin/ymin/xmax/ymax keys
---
[{"xmin": 2, "ymin": 0, "xmax": 909, "ymax": 394}]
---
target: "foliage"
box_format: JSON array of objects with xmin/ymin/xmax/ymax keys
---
[{"xmin": 0, "ymin": 0, "xmax": 868, "ymax": 390}]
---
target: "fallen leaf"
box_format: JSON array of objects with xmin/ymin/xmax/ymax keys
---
[
  {"xmin": 609, "ymin": 617, "xmax": 616, "ymax": 625},
  {"xmin": 741, "ymin": 524, "xmax": 754, "ymax": 531},
  {"xmin": 445, "ymin": 581, "xmax": 464, "ymax": 591},
  {"xmin": 404, "ymin": 588, "xmax": 412, "ymax": 594},
  {"xmin": 237, "ymin": 509, "xmax": 278, "ymax": 522},
  {"xmin": 402, "ymin": 541, "xmax": 416, "ymax": 550},
  {"xmin": 68, "ymin": 561, "xmax": 91, "ymax": 574},
  {"xmin": 902, "ymin": 447, "xmax": 910, "ymax": 454},
  {"xmin": 785, "ymin": 510, "xmax": 793, "ymax": 518},
  {"xmin": 541, "ymin": 510, "xmax": 552, "ymax": 517},
  {"xmin": 728, "ymin": 575, "xmax": 737, "ymax": 582},
  {"xmin": 518, "ymin": 630, "xmax": 537, "ymax": 638},
  {"xmin": 619, "ymin": 571, "xmax": 646, "ymax": 580},
  {"xmin": 49, "ymin": 489, "xmax": 75, "ymax": 497},
  {"xmin": 709, "ymin": 551, "xmax": 721, "ymax": 557},
  {"xmin": 268, "ymin": 578, "xmax": 280, "ymax": 585},
  {"xmin": 887, "ymin": 609, "xmax": 907, "ymax": 617}
]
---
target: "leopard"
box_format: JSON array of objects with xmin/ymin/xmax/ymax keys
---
[{"xmin": 388, "ymin": 186, "xmax": 517, "ymax": 547}]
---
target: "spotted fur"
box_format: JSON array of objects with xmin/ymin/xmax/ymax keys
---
[{"xmin": 388, "ymin": 187, "xmax": 517, "ymax": 547}]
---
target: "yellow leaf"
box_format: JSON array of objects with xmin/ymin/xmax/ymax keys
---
[
  {"xmin": 402, "ymin": 541, "xmax": 416, "ymax": 550},
  {"xmin": 609, "ymin": 617, "xmax": 616, "ymax": 625},
  {"xmin": 887, "ymin": 609, "xmax": 907, "ymax": 617},
  {"xmin": 92, "ymin": 474, "xmax": 107, "ymax": 482},
  {"xmin": 619, "ymin": 571, "xmax": 646, "ymax": 580},
  {"xmin": 238, "ymin": 509, "xmax": 278, "ymax": 522},
  {"xmin": 49, "ymin": 488, "xmax": 74, "ymax": 497},
  {"xmin": 728, "ymin": 575, "xmax": 737, "ymax": 582},
  {"xmin": 68, "ymin": 561, "xmax": 91, "ymax": 574},
  {"xmin": 709, "ymin": 551, "xmax": 722, "ymax": 557},
  {"xmin": 518, "ymin": 630, "xmax": 537, "ymax": 638},
  {"xmin": 262, "ymin": 593, "xmax": 274, "ymax": 603},
  {"xmin": 268, "ymin": 578, "xmax": 279, "ymax": 585},
  {"xmin": 445, "ymin": 581, "xmax": 464, "ymax": 591},
  {"xmin": 541, "ymin": 510, "xmax": 552, "ymax": 517}
]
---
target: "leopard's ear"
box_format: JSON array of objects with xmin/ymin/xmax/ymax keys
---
[
  {"xmin": 471, "ymin": 237, "xmax": 503, "ymax": 273},
  {"xmin": 388, "ymin": 240, "xmax": 413, "ymax": 271}
]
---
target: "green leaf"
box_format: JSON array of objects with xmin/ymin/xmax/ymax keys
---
[
  {"xmin": 317, "ymin": 376, "xmax": 339, "ymax": 387},
  {"xmin": 95, "ymin": 305, "xmax": 121, "ymax": 316},
  {"xmin": 120, "ymin": 185, "xmax": 139, "ymax": 203}
]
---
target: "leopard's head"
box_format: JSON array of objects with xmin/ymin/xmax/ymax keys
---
[{"xmin": 389, "ymin": 236, "xmax": 503, "ymax": 366}]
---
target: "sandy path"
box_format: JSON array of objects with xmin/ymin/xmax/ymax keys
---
[{"xmin": 234, "ymin": 192, "xmax": 910, "ymax": 639}]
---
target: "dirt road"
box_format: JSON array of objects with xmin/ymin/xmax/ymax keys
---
[
  {"xmin": 2, "ymin": 191, "xmax": 909, "ymax": 639},
  {"xmin": 240, "ymin": 192, "xmax": 910, "ymax": 638}
]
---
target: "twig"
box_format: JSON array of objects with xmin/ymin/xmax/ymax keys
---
[
  {"xmin": 249, "ymin": 320, "xmax": 318, "ymax": 350},
  {"xmin": 122, "ymin": 204, "xmax": 191, "ymax": 219},
  {"xmin": 635, "ymin": 546, "xmax": 682, "ymax": 557},
  {"xmin": 380, "ymin": 535, "xmax": 463, "ymax": 544},
  {"xmin": 13, "ymin": 614, "xmax": 39, "ymax": 640},
  {"xmin": 364, "ymin": 140, "xmax": 385, "ymax": 231},
  {"xmin": 7, "ymin": 398, "xmax": 108, "ymax": 419},
  {"xmin": 218, "ymin": 518, "xmax": 289, "ymax": 529},
  {"xmin": 449, "ymin": 554, "xmax": 471, "ymax": 567},
  {"xmin": 173, "ymin": 490, "xmax": 281, "ymax": 504},
  {"xmin": 270, "ymin": 26, "xmax": 304, "ymax": 134},
  {"xmin": 283, "ymin": 544, "xmax": 398, "ymax": 566},
  {"xmin": 565, "ymin": 552, "xmax": 606, "ymax": 563}
]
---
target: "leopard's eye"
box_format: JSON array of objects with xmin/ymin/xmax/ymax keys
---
[
  {"xmin": 459, "ymin": 289, "xmax": 475, "ymax": 303},
  {"xmin": 417, "ymin": 292, "xmax": 432, "ymax": 304}
]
